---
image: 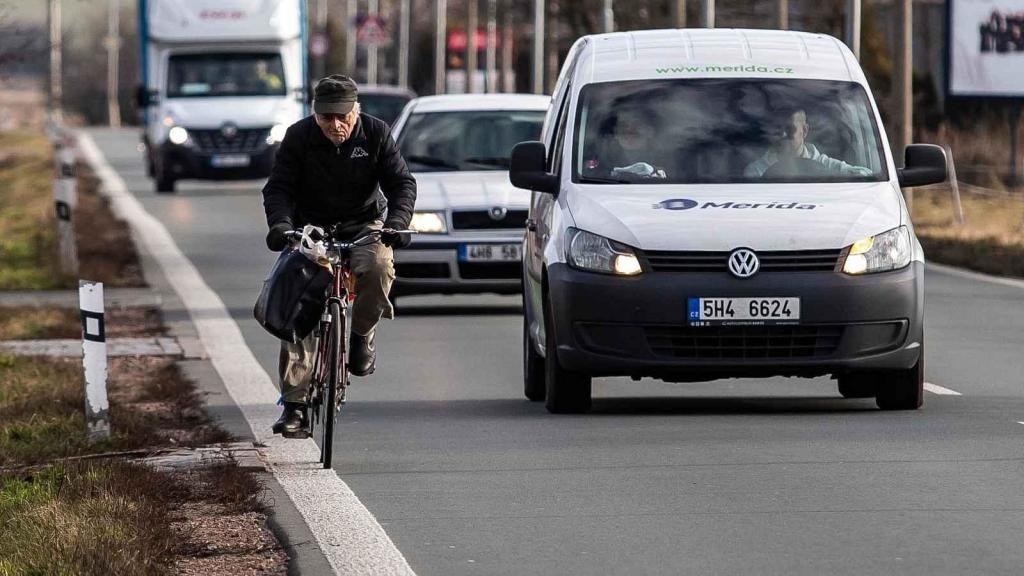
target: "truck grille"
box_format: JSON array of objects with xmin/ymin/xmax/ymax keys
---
[
  {"xmin": 451, "ymin": 209, "xmax": 528, "ymax": 230},
  {"xmin": 645, "ymin": 324, "xmax": 843, "ymax": 359},
  {"xmin": 644, "ymin": 249, "xmax": 842, "ymax": 273},
  {"xmin": 190, "ymin": 127, "xmax": 270, "ymax": 154}
]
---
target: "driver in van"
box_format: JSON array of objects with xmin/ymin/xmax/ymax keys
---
[
  {"xmin": 743, "ymin": 108, "xmax": 872, "ymax": 178},
  {"xmin": 583, "ymin": 107, "xmax": 667, "ymax": 180}
]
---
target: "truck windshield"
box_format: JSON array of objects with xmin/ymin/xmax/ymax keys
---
[
  {"xmin": 398, "ymin": 110, "xmax": 545, "ymax": 172},
  {"xmin": 573, "ymin": 78, "xmax": 888, "ymax": 184},
  {"xmin": 167, "ymin": 53, "xmax": 286, "ymax": 98}
]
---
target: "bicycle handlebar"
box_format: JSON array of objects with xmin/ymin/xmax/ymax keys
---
[{"xmin": 284, "ymin": 227, "xmax": 417, "ymax": 251}]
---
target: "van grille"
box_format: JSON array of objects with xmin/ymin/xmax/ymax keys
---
[
  {"xmin": 644, "ymin": 249, "xmax": 841, "ymax": 273},
  {"xmin": 645, "ymin": 324, "xmax": 843, "ymax": 359},
  {"xmin": 451, "ymin": 209, "xmax": 528, "ymax": 230},
  {"xmin": 190, "ymin": 127, "xmax": 270, "ymax": 154}
]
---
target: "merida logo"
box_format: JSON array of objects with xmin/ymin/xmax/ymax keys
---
[{"xmin": 653, "ymin": 198, "xmax": 819, "ymax": 210}]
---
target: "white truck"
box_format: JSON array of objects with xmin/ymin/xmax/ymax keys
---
[{"xmin": 137, "ymin": 0, "xmax": 307, "ymax": 193}]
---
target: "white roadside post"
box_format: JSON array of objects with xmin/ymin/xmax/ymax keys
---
[
  {"xmin": 53, "ymin": 137, "xmax": 79, "ymax": 276},
  {"xmin": 80, "ymin": 280, "xmax": 110, "ymax": 440}
]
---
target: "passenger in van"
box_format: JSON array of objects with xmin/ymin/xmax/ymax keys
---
[
  {"xmin": 583, "ymin": 107, "xmax": 668, "ymax": 180},
  {"xmin": 743, "ymin": 109, "xmax": 872, "ymax": 178}
]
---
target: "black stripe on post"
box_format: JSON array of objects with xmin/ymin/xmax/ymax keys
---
[
  {"xmin": 55, "ymin": 200, "xmax": 71, "ymax": 221},
  {"xmin": 80, "ymin": 310, "xmax": 106, "ymax": 343}
]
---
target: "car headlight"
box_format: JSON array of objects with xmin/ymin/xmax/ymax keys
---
[
  {"xmin": 267, "ymin": 123, "xmax": 287, "ymax": 145},
  {"xmin": 841, "ymin": 226, "xmax": 912, "ymax": 275},
  {"xmin": 409, "ymin": 211, "xmax": 447, "ymax": 234},
  {"xmin": 566, "ymin": 228, "xmax": 643, "ymax": 276},
  {"xmin": 167, "ymin": 126, "xmax": 189, "ymax": 146}
]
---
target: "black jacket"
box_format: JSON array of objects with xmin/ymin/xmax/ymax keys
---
[{"xmin": 262, "ymin": 114, "xmax": 416, "ymax": 233}]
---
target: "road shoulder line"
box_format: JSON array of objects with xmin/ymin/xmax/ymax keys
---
[
  {"xmin": 77, "ymin": 132, "xmax": 416, "ymax": 576},
  {"xmin": 927, "ymin": 262, "xmax": 1024, "ymax": 290},
  {"xmin": 924, "ymin": 382, "xmax": 962, "ymax": 396}
]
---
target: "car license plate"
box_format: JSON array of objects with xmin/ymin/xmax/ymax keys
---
[
  {"xmin": 210, "ymin": 154, "xmax": 250, "ymax": 168},
  {"xmin": 687, "ymin": 297, "xmax": 800, "ymax": 326},
  {"xmin": 459, "ymin": 243, "xmax": 521, "ymax": 262}
]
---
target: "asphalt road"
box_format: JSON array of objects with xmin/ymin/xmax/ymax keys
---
[{"xmin": 89, "ymin": 128, "xmax": 1024, "ymax": 575}]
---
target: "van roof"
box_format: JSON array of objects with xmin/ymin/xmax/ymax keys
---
[
  {"xmin": 574, "ymin": 29, "xmax": 863, "ymax": 85},
  {"xmin": 407, "ymin": 94, "xmax": 551, "ymax": 113}
]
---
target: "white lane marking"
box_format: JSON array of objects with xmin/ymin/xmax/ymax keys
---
[
  {"xmin": 78, "ymin": 132, "xmax": 415, "ymax": 576},
  {"xmin": 924, "ymin": 382, "xmax": 962, "ymax": 396},
  {"xmin": 927, "ymin": 262, "xmax": 1024, "ymax": 290},
  {"xmin": 1018, "ymin": 422, "xmax": 1024, "ymax": 426}
]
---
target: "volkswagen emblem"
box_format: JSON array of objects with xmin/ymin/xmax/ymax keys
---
[
  {"xmin": 728, "ymin": 248, "xmax": 760, "ymax": 278},
  {"xmin": 488, "ymin": 206, "xmax": 508, "ymax": 221},
  {"xmin": 220, "ymin": 123, "xmax": 239, "ymax": 139}
]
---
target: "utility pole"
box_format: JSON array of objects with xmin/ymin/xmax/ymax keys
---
[
  {"xmin": 671, "ymin": 0, "xmax": 686, "ymax": 28},
  {"xmin": 106, "ymin": 0, "xmax": 121, "ymax": 127},
  {"xmin": 895, "ymin": 0, "xmax": 913, "ymax": 209},
  {"xmin": 367, "ymin": 0, "xmax": 379, "ymax": 84},
  {"xmin": 467, "ymin": 0, "xmax": 478, "ymax": 93},
  {"xmin": 346, "ymin": 0, "xmax": 357, "ymax": 76},
  {"xmin": 533, "ymin": 0, "xmax": 544, "ymax": 94},
  {"xmin": 777, "ymin": 0, "xmax": 787, "ymax": 29},
  {"xmin": 486, "ymin": 0, "xmax": 497, "ymax": 93},
  {"xmin": 603, "ymin": 0, "xmax": 614, "ymax": 33},
  {"xmin": 398, "ymin": 0, "xmax": 410, "ymax": 88},
  {"xmin": 702, "ymin": 0, "xmax": 714, "ymax": 28},
  {"xmin": 313, "ymin": 0, "xmax": 328, "ymax": 80},
  {"xmin": 501, "ymin": 0, "xmax": 513, "ymax": 92},
  {"xmin": 48, "ymin": 0, "xmax": 62, "ymax": 124},
  {"xmin": 846, "ymin": 0, "xmax": 861, "ymax": 59},
  {"xmin": 435, "ymin": 0, "xmax": 447, "ymax": 94}
]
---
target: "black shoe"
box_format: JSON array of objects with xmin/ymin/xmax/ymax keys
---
[
  {"xmin": 272, "ymin": 402, "xmax": 308, "ymax": 438},
  {"xmin": 349, "ymin": 330, "xmax": 376, "ymax": 376}
]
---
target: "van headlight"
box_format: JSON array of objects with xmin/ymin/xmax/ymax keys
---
[
  {"xmin": 267, "ymin": 124, "xmax": 287, "ymax": 144},
  {"xmin": 841, "ymin": 226, "xmax": 912, "ymax": 275},
  {"xmin": 566, "ymin": 228, "xmax": 643, "ymax": 276},
  {"xmin": 409, "ymin": 211, "xmax": 447, "ymax": 234},
  {"xmin": 167, "ymin": 126, "xmax": 190, "ymax": 146}
]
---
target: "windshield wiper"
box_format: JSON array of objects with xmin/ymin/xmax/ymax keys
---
[
  {"xmin": 577, "ymin": 175, "xmax": 630, "ymax": 184},
  {"xmin": 405, "ymin": 155, "xmax": 459, "ymax": 170},
  {"xmin": 461, "ymin": 156, "xmax": 510, "ymax": 168}
]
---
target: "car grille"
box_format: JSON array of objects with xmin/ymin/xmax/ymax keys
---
[
  {"xmin": 644, "ymin": 324, "xmax": 844, "ymax": 359},
  {"xmin": 190, "ymin": 127, "xmax": 270, "ymax": 153},
  {"xmin": 458, "ymin": 262, "xmax": 520, "ymax": 280},
  {"xmin": 644, "ymin": 249, "xmax": 842, "ymax": 273},
  {"xmin": 451, "ymin": 209, "xmax": 528, "ymax": 230}
]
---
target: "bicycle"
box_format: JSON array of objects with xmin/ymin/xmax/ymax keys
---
[{"xmin": 284, "ymin": 225, "xmax": 412, "ymax": 468}]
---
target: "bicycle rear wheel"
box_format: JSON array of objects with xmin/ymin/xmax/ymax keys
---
[{"xmin": 320, "ymin": 300, "xmax": 343, "ymax": 469}]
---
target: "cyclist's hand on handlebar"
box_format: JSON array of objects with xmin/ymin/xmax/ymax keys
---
[
  {"xmin": 380, "ymin": 227, "xmax": 413, "ymax": 249},
  {"xmin": 266, "ymin": 222, "xmax": 293, "ymax": 252}
]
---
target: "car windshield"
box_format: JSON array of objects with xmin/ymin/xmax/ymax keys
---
[
  {"xmin": 167, "ymin": 53, "xmax": 286, "ymax": 98},
  {"xmin": 398, "ymin": 110, "xmax": 545, "ymax": 172},
  {"xmin": 574, "ymin": 78, "xmax": 888, "ymax": 184},
  {"xmin": 360, "ymin": 93, "xmax": 414, "ymax": 125}
]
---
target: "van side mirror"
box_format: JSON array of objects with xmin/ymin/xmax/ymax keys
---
[
  {"xmin": 898, "ymin": 144, "xmax": 947, "ymax": 188},
  {"xmin": 509, "ymin": 141, "xmax": 558, "ymax": 194},
  {"xmin": 135, "ymin": 86, "xmax": 158, "ymax": 108}
]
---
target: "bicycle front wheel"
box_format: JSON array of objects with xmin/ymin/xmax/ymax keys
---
[{"xmin": 320, "ymin": 300, "xmax": 343, "ymax": 469}]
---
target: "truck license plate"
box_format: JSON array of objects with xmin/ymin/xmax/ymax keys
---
[
  {"xmin": 688, "ymin": 297, "xmax": 800, "ymax": 326},
  {"xmin": 210, "ymin": 154, "xmax": 250, "ymax": 168},
  {"xmin": 459, "ymin": 243, "xmax": 521, "ymax": 262}
]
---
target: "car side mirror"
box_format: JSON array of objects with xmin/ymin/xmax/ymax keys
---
[
  {"xmin": 509, "ymin": 141, "xmax": 558, "ymax": 194},
  {"xmin": 898, "ymin": 144, "xmax": 947, "ymax": 188}
]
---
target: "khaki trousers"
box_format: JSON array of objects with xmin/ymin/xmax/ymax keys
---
[{"xmin": 278, "ymin": 222, "xmax": 395, "ymax": 404}]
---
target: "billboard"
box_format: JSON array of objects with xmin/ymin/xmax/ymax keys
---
[{"xmin": 948, "ymin": 0, "xmax": 1024, "ymax": 97}]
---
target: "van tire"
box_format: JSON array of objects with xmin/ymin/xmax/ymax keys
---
[
  {"xmin": 523, "ymin": 316, "xmax": 545, "ymax": 401},
  {"xmin": 875, "ymin": 351, "xmax": 924, "ymax": 410},
  {"xmin": 837, "ymin": 373, "xmax": 877, "ymax": 398},
  {"xmin": 543, "ymin": 294, "xmax": 591, "ymax": 414},
  {"xmin": 155, "ymin": 171, "xmax": 176, "ymax": 194}
]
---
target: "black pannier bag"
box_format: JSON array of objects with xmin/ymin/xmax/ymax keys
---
[{"xmin": 254, "ymin": 247, "xmax": 332, "ymax": 343}]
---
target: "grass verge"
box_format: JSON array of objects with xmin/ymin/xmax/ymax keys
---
[{"xmin": 0, "ymin": 306, "xmax": 165, "ymax": 340}]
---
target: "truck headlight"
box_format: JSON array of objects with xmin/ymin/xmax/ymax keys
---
[
  {"xmin": 409, "ymin": 211, "xmax": 447, "ymax": 234},
  {"xmin": 566, "ymin": 228, "xmax": 642, "ymax": 276},
  {"xmin": 841, "ymin": 226, "xmax": 912, "ymax": 275},
  {"xmin": 267, "ymin": 124, "xmax": 287, "ymax": 145},
  {"xmin": 168, "ymin": 126, "xmax": 189, "ymax": 146}
]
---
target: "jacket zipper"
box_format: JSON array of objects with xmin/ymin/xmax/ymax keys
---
[{"xmin": 335, "ymin": 145, "xmax": 341, "ymax": 156}]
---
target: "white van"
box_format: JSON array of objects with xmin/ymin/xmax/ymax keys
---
[{"xmin": 511, "ymin": 29, "xmax": 947, "ymax": 414}]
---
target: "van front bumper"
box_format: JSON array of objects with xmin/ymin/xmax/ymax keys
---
[
  {"xmin": 545, "ymin": 261, "xmax": 924, "ymax": 381},
  {"xmin": 158, "ymin": 143, "xmax": 278, "ymax": 181}
]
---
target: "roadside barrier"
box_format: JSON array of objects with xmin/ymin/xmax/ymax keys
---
[{"xmin": 80, "ymin": 280, "xmax": 110, "ymax": 440}]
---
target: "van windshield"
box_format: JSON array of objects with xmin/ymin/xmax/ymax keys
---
[
  {"xmin": 573, "ymin": 79, "xmax": 888, "ymax": 184},
  {"xmin": 167, "ymin": 53, "xmax": 286, "ymax": 98},
  {"xmin": 398, "ymin": 110, "xmax": 545, "ymax": 172}
]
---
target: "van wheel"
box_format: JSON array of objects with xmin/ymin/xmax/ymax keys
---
[
  {"xmin": 543, "ymin": 294, "xmax": 591, "ymax": 414},
  {"xmin": 875, "ymin": 350, "xmax": 924, "ymax": 410},
  {"xmin": 837, "ymin": 373, "xmax": 877, "ymax": 398},
  {"xmin": 523, "ymin": 316, "xmax": 545, "ymax": 401}
]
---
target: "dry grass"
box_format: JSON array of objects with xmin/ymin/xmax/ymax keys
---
[
  {"xmin": 75, "ymin": 168, "xmax": 146, "ymax": 287},
  {"xmin": 0, "ymin": 306, "xmax": 165, "ymax": 340}
]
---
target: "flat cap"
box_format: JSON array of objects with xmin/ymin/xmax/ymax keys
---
[{"xmin": 313, "ymin": 75, "xmax": 358, "ymax": 115}]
